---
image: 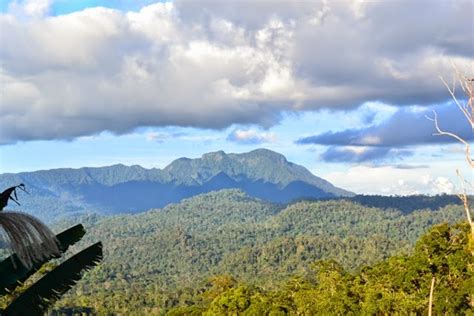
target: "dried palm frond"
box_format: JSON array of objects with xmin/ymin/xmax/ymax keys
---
[{"xmin": 0, "ymin": 211, "xmax": 60, "ymax": 268}]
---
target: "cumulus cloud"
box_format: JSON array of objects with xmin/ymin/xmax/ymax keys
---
[
  {"xmin": 227, "ymin": 128, "xmax": 276, "ymax": 144},
  {"xmin": 0, "ymin": 0, "xmax": 472, "ymax": 143},
  {"xmin": 298, "ymin": 103, "xmax": 473, "ymax": 147},
  {"xmin": 8, "ymin": 0, "xmax": 52, "ymax": 18},
  {"xmin": 324, "ymin": 165, "xmax": 457, "ymax": 195},
  {"xmin": 432, "ymin": 177, "xmax": 455, "ymax": 194}
]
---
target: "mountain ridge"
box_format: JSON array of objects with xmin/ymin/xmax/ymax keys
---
[{"xmin": 0, "ymin": 148, "xmax": 353, "ymax": 221}]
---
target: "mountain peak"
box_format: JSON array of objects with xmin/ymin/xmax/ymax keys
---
[
  {"xmin": 202, "ymin": 150, "xmax": 227, "ymax": 161},
  {"xmin": 0, "ymin": 149, "xmax": 353, "ymax": 221},
  {"xmin": 243, "ymin": 148, "xmax": 287, "ymax": 162}
]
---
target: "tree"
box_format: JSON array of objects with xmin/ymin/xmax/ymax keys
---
[
  {"xmin": 428, "ymin": 69, "xmax": 473, "ymax": 243},
  {"xmin": 427, "ymin": 67, "xmax": 474, "ymax": 314}
]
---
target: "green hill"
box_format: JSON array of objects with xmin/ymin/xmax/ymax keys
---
[{"xmin": 47, "ymin": 189, "xmax": 466, "ymax": 314}]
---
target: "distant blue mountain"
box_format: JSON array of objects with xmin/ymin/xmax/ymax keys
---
[{"xmin": 0, "ymin": 149, "xmax": 353, "ymax": 221}]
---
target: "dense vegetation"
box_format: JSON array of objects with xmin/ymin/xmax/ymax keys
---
[
  {"xmin": 38, "ymin": 189, "xmax": 470, "ymax": 314},
  {"xmin": 165, "ymin": 223, "xmax": 472, "ymax": 315}
]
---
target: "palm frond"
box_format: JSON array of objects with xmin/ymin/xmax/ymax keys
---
[
  {"xmin": 0, "ymin": 224, "xmax": 86, "ymax": 295},
  {"xmin": 3, "ymin": 242, "xmax": 103, "ymax": 316},
  {"xmin": 0, "ymin": 211, "xmax": 60, "ymax": 268}
]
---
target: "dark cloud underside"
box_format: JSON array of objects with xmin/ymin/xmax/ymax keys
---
[
  {"xmin": 297, "ymin": 103, "xmax": 473, "ymax": 147},
  {"xmin": 0, "ymin": 0, "xmax": 472, "ymax": 143}
]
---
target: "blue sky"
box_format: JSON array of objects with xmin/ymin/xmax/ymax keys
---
[
  {"xmin": 1, "ymin": 0, "xmax": 167, "ymax": 14},
  {"xmin": 0, "ymin": 0, "xmax": 472, "ymax": 195}
]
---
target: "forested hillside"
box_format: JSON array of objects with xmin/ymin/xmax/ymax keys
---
[{"xmin": 43, "ymin": 189, "xmax": 469, "ymax": 314}]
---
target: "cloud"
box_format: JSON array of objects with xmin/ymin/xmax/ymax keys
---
[
  {"xmin": 297, "ymin": 103, "xmax": 473, "ymax": 148},
  {"xmin": 146, "ymin": 132, "xmax": 188, "ymax": 143},
  {"xmin": 391, "ymin": 164, "xmax": 429, "ymax": 170},
  {"xmin": 320, "ymin": 146, "xmax": 412, "ymax": 163},
  {"xmin": 324, "ymin": 165, "xmax": 457, "ymax": 195},
  {"xmin": 146, "ymin": 131, "xmax": 220, "ymax": 143},
  {"xmin": 227, "ymin": 128, "xmax": 276, "ymax": 144},
  {"xmin": 361, "ymin": 111, "xmax": 377, "ymax": 125},
  {"xmin": 432, "ymin": 177, "xmax": 455, "ymax": 194},
  {"xmin": 0, "ymin": 0, "xmax": 472, "ymax": 143},
  {"xmin": 8, "ymin": 0, "xmax": 52, "ymax": 18}
]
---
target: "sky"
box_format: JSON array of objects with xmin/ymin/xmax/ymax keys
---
[{"xmin": 0, "ymin": 0, "xmax": 473, "ymax": 195}]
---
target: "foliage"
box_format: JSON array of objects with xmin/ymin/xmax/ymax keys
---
[
  {"xmin": 0, "ymin": 224, "xmax": 86, "ymax": 295},
  {"xmin": 45, "ymin": 189, "xmax": 469, "ymax": 314},
  {"xmin": 3, "ymin": 242, "xmax": 103, "ymax": 315},
  {"xmin": 0, "ymin": 223, "xmax": 102, "ymax": 314},
  {"xmin": 167, "ymin": 223, "xmax": 472, "ymax": 315}
]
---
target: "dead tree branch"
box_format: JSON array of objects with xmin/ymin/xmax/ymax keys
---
[{"xmin": 426, "ymin": 111, "xmax": 473, "ymax": 168}]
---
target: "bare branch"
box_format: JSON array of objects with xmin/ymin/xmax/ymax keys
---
[
  {"xmin": 428, "ymin": 64, "xmax": 474, "ymax": 314},
  {"xmin": 439, "ymin": 76, "xmax": 473, "ymax": 129},
  {"xmin": 428, "ymin": 277, "xmax": 435, "ymax": 316},
  {"xmin": 433, "ymin": 66, "xmax": 474, "ymax": 259},
  {"xmin": 456, "ymin": 169, "xmax": 473, "ymax": 227},
  {"xmin": 428, "ymin": 110, "xmax": 474, "ymax": 168}
]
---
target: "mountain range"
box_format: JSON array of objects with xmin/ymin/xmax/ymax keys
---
[{"xmin": 0, "ymin": 149, "xmax": 352, "ymax": 222}]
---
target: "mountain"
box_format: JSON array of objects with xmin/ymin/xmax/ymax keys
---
[{"xmin": 0, "ymin": 149, "xmax": 352, "ymax": 222}]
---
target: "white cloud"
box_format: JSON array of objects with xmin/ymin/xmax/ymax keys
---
[
  {"xmin": 23, "ymin": 0, "xmax": 51, "ymax": 17},
  {"xmin": 324, "ymin": 164, "xmax": 463, "ymax": 195},
  {"xmin": 0, "ymin": 0, "xmax": 472, "ymax": 143},
  {"xmin": 227, "ymin": 128, "xmax": 276, "ymax": 144},
  {"xmin": 8, "ymin": 0, "xmax": 52, "ymax": 18},
  {"xmin": 146, "ymin": 131, "xmax": 220, "ymax": 143},
  {"xmin": 433, "ymin": 177, "xmax": 455, "ymax": 194},
  {"xmin": 359, "ymin": 136, "xmax": 381, "ymax": 146}
]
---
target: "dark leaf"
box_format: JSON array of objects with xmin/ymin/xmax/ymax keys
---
[
  {"xmin": 0, "ymin": 224, "xmax": 86, "ymax": 295},
  {"xmin": 3, "ymin": 242, "xmax": 103, "ymax": 316}
]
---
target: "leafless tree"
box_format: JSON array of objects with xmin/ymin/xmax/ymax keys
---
[
  {"xmin": 426, "ymin": 67, "xmax": 473, "ymax": 315},
  {"xmin": 427, "ymin": 69, "xmax": 473, "ymax": 238}
]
